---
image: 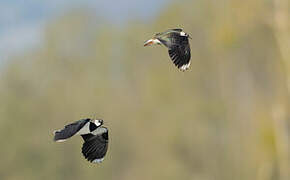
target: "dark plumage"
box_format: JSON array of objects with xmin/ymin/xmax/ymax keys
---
[
  {"xmin": 53, "ymin": 118, "xmax": 109, "ymax": 163},
  {"xmin": 81, "ymin": 131, "xmax": 108, "ymax": 163},
  {"xmin": 144, "ymin": 28, "xmax": 191, "ymax": 71}
]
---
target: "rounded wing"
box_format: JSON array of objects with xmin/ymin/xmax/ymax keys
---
[
  {"xmin": 168, "ymin": 43, "xmax": 191, "ymax": 71},
  {"xmin": 81, "ymin": 127, "xmax": 109, "ymax": 163}
]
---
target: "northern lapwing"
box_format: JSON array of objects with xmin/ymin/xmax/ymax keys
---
[
  {"xmin": 53, "ymin": 118, "xmax": 109, "ymax": 163},
  {"xmin": 144, "ymin": 28, "xmax": 191, "ymax": 71}
]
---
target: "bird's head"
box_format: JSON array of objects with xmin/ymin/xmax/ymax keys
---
[
  {"xmin": 94, "ymin": 119, "xmax": 103, "ymax": 127},
  {"xmin": 180, "ymin": 31, "xmax": 192, "ymax": 39}
]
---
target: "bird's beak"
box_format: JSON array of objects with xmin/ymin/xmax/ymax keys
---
[{"xmin": 188, "ymin": 35, "xmax": 192, "ymax": 39}]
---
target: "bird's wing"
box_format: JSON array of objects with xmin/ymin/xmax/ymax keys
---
[
  {"xmin": 168, "ymin": 28, "xmax": 183, "ymax": 32},
  {"xmin": 155, "ymin": 29, "xmax": 183, "ymax": 37},
  {"xmin": 81, "ymin": 127, "xmax": 109, "ymax": 163},
  {"xmin": 168, "ymin": 43, "xmax": 191, "ymax": 71},
  {"xmin": 53, "ymin": 119, "xmax": 90, "ymax": 142}
]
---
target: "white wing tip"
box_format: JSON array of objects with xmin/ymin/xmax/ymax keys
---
[
  {"xmin": 92, "ymin": 158, "xmax": 105, "ymax": 163},
  {"xmin": 144, "ymin": 38, "xmax": 161, "ymax": 46},
  {"xmin": 179, "ymin": 62, "xmax": 191, "ymax": 71},
  {"xmin": 55, "ymin": 139, "xmax": 67, "ymax": 142}
]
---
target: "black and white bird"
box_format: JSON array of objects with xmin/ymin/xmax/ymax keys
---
[
  {"xmin": 144, "ymin": 28, "xmax": 191, "ymax": 71},
  {"xmin": 53, "ymin": 118, "xmax": 109, "ymax": 163}
]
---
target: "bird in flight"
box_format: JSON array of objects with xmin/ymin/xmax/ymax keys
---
[
  {"xmin": 144, "ymin": 28, "xmax": 191, "ymax": 71},
  {"xmin": 53, "ymin": 118, "xmax": 109, "ymax": 163}
]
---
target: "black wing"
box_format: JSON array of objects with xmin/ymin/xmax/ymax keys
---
[
  {"xmin": 168, "ymin": 43, "xmax": 191, "ymax": 70},
  {"xmin": 53, "ymin": 119, "xmax": 90, "ymax": 142},
  {"xmin": 81, "ymin": 128, "xmax": 109, "ymax": 163},
  {"xmin": 155, "ymin": 29, "xmax": 183, "ymax": 38},
  {"xmin": 168, "ymin": 28, "xmax": 183, "ymax": 32}
]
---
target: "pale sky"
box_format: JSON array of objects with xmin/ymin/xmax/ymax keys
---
[{"xmin": 0, "ymin": 0, "xmax": 171, "ymax": 63}]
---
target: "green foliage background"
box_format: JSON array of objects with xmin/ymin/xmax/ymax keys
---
[{"xmin": 0, "ymin": 0, "xmax": 289, "ymax": 180}]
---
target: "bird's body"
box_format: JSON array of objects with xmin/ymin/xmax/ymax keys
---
[
  {"xmin": 144, "ymin": 28, "xmax": 191, "ymax": 71},
  {"xmin": 53, "ymin": 118, "xmax": 109, "ymax": 163}
]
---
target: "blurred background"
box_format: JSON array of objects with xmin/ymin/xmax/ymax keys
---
[{"xmin": 0, "ymin": 0, "xmax": 289, "ymax": 179}]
